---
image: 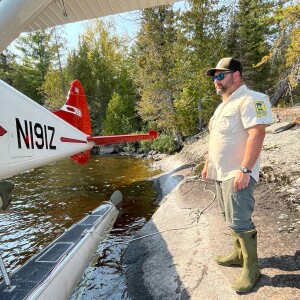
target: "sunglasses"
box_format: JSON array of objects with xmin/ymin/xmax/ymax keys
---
[{"xmin": 212, "ymin": 71, "xmax": 233, "ymax": 82}]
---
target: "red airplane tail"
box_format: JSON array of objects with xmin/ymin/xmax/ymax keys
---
[
  {"xmin": 53, "ymin": 80, "xmax": 92, "ymax": 164},
  {"xmin": 53, "ymin": 80, "xmax": 158, "ymax": 164},
  {"xmin": 53, "ymin": 80, "xmax": 92, "ymax": 135}
]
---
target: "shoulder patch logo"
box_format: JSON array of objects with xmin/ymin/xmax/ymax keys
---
[{"xmin": 254, "ymin": 101, "xmax": 267, "ymax": 117}]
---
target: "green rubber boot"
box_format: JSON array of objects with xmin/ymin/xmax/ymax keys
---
[
  {"xmin": 232, "ymin": 229, "xmax": 261, "ymax": 293},
  {"xmin": 215, "ymin": 229, "xmax": 243, "ymax": 267}
]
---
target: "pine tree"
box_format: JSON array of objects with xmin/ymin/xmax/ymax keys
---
[
  {"xmin": 0, "ymin": 50, "xmax": 15, "ymax": 85},
  {"xmin": 133, "ymin": 5, "xmax": 181, "ymax": 143},
  {"xmin": 261, "ymin": 1, "xmax": 300, "ymax": 105},
  {"xmin": 12, "ymin": 29, "xmax": 56, "ymax": 104},
  {"xmin": 176, "ymin": 0, "xmax": 225, "ymax": 131},
  {"xmin": 66, "ymin": 19, "xmax": 138, "ymax": 135},
  {"xmin": 223, "ymin": 0, "xmax": 274, "ymax": 93},
  {"xmin": 42, "ymin": 26, "xmax": 68, "ymax": 109}
]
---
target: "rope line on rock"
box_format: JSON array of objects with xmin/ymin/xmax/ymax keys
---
[
  {"xmin": 125, "ymin": 179, "xmax": 216, "ymax": 244},
  {"xmin": 188, "ymin": 179, "xmax": 216, "ymax": 224}
]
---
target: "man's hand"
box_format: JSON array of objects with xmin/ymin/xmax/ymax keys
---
[
  {"xmin": 201, "ymin": 161, "xmax": 209, "ymax": 181},
  {"xmin": 234, "ymin": 124, "xmax": 267, "ymax": 191},
  {"xmin": 233, "ymin": 170, "xmax": 251, "ymax": 191}
]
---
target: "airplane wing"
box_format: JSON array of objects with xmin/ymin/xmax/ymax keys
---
[
  {"xmin": 0, "ymin": 0, "xmax": 180, "ymax": 53},
  {"xmin": 88, "ymin": 130, "xmax": 159, "ymax": 145}
]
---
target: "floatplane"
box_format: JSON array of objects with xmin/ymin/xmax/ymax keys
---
[{"xmin": 0, "ymin": 0, "xmax": 179, "ymax": 298}]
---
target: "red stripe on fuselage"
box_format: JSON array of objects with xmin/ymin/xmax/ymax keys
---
[
  {"xmin": 0, "ymin": 126, "xmax": 7, "ymax": 136},
  {"xmin": 60, "ymin": 137, "xmax": 87, "ymax": 144}
]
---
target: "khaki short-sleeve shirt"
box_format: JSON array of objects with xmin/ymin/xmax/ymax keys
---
[{"xmin": 207, "ymin": 85, "xmax": 273, "ymax": 182}]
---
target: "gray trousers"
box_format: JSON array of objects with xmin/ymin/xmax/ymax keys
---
[{"xmin": 215, "ymin": 177, "xmax": 256, "ymax": 233}]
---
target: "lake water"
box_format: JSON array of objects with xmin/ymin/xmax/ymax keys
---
[{"xmin": 0, "ymin": 155, "xmax": 161, "ymax": 298}]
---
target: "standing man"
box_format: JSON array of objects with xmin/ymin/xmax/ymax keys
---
[{"xmin": 202, "ymin": 57, "xmax": 273, "ymax": 293}]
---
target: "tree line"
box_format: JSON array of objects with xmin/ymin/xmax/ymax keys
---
[{"xmin": 1, "ymin": 0, "xmax": 299, "ymax": 153}]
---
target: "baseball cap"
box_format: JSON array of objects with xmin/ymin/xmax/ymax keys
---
[{"xmin": 206, "ymin": 57, "xmax": 243, "ymax": 76}]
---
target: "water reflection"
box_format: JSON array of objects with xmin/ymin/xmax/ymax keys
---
[{"xmin": 0, "ymin": 155, "xmax": 161, "ymax": 291}]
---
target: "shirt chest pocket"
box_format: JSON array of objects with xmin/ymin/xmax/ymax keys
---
[{"xmin": 217, "ymin": 110, "xmax": 243, "ymax": 134}]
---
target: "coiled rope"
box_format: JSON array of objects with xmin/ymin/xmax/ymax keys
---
[{"xmin": 124, "ymin": 178, "xmax": 216, "ymax": 244}]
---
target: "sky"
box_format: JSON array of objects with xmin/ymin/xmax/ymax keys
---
[
  {"xmin": 64, "ymin": 1, "xmax": 186, "ymax": 50},
  {"xmin": 64, "ymin": 11, "xmax": 141, "ymax": 49}
]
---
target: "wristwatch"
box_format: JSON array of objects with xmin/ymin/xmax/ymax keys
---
[{"xmin": 241, "ymin": 166, "xmax": 252, "ymax": 173}]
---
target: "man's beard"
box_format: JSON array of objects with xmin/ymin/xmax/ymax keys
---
[
  {"xmin": 215, "ymin": 76, "xmax": 233, "ymax": 95},
  {"xmin": 216, "ymin": 85, "xmax": 226, "ymax": 95}
]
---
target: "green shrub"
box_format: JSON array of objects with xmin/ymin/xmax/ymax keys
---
[
  {"xmin": 139, "ymin": 140, "xmax": 151, "ymax": 153},
  {"xmin": 151, "ymin": 134, "xmax": 177, "ymax": 154}
]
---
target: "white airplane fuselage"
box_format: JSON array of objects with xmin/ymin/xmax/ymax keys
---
[{"xmin": 0, "ymin": 80, "xmax": 94, "ymax": 180}]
